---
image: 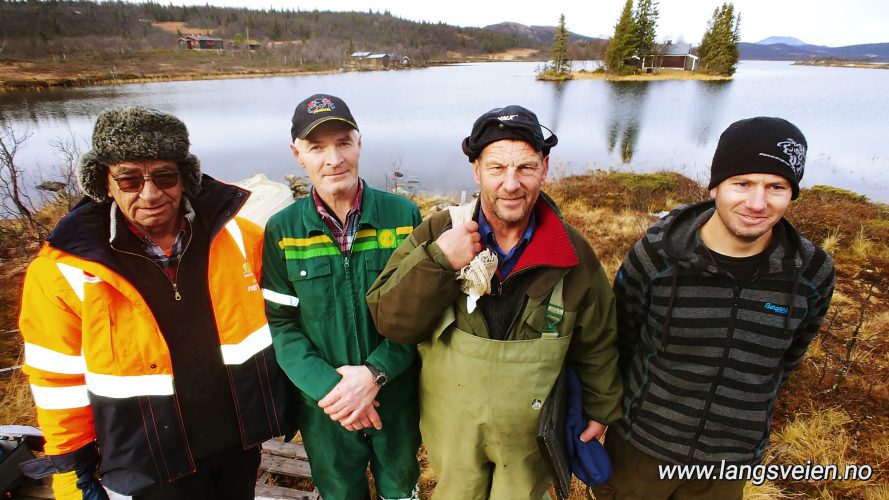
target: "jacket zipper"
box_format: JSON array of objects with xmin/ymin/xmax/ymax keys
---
[
  {"xmin": 686, "ymin": 284, "xmax": 740, "ymax": 462},
  {"xmin": 110, "ymin": 220, "xmax": 193, "ymax": 301},
  {"xmin": 492, "ymin": 264, "xmax": 543, "ymax": 337}
]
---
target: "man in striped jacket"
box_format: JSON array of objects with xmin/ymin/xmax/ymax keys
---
[
  {"xmin": 596, "ymin": 117, "xmax": 835, "ymax": 499},
  {"xmin": 18, "ymin": 107, "xmax": 291, "ymax": 499}
]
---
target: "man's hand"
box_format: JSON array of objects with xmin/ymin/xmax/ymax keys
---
[
  {"xmin": 579, "ymin": 420, "xmax": 607, "ymax": 443},
  {"xmin": 436, "ymin": 221, "xmax": 483, "ymax": 270},
  {"xmin": 341, "ymin": 401, "xmax": 383, "ymax": 431},
  {"xmin": 317, "ymin": 365, "xmax": 381, "ymax": 424}
]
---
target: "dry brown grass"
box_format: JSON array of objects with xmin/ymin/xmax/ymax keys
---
[
  {"xmin": 743, "ymin": 480, "xmax": 790, "ymax": 500},
  {"xmin": 768, "ymin": 407, "xmax": 876, "ymax": 497},
  {"xmin": 0, "ymin": 49, "xmax": 338, "ymax": 91}
]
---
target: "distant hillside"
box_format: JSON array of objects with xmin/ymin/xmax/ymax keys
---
[
  {"xmin": 756, "ymin": 36, "xmax": 806, "ymax": 46},
  {"xmin": 485, "ymin": 22, "xmax": 608, "ymax": 60},
  {"xmin": 739, "ymin": 42, "xmax": 889, "ymax": 62},
  {"xmin": 0, "ymin": 1, "xmax": 544, "ymax": 63},
  {"xmin": 484, "ymin": 22, "xmax": 596, "ymax": 44}
]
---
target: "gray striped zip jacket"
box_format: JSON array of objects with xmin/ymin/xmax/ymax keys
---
[{"xmin": 612, "ymin": 201, "xmax": 834, "ymax": 466}]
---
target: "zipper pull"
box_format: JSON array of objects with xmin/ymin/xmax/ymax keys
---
[
  {"xmin": 344, "ymin": 256, "xmax": 350, "ymax": 270},
  {"xmin": 173, "ymin": 282, "xmax": 182, "ymax": 301}
]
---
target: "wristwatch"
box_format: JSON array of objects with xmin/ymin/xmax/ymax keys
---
[{"xmin": 364, "ymin": 363, "xmax": 389, "ymax": 387}]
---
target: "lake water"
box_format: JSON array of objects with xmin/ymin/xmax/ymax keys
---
[{"xmin": 2, "ymin": 61, "xmax": 888, "ymax": 201}]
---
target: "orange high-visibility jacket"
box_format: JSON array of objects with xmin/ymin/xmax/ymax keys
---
[{"xmin": 19, "ymin": 177, "xmax": 289, "ymax": 495}]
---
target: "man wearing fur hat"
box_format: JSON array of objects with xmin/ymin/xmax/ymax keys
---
[
  {"xmin": 366, "ymin": 105, "xmax": 623, "ymax": 499},
  {"xmin": 18, "ymin": 106, "xmax": 291, "ymax": 499},
  {"xmin": 595, "ymin": 117, "xmax": 836, "ymax": 499}
]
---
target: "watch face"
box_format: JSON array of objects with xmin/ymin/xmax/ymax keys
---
[{"xmin": 375, "ymin": 373, "xmax": 388, "ymax": 386}]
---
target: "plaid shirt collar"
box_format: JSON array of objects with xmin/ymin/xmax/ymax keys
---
[
  {"xmin": 312, "ymin": 180, "xmax": 364, "ymax": 255},
  {"xmin": 109, "ymin": 198, "xmax": 195, "ymax": 280}
]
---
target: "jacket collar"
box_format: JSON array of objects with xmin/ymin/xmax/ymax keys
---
[
  {"xmin": 660, "ymin": 200, "xmax": 807, "ymax": 277},
  {"xmin": 302, "ymin": 179, "xmax": 383, "ymax": 233},
  {"xmin": 497, "ymin": 191, "xmax": 579, "ymax": 273}
]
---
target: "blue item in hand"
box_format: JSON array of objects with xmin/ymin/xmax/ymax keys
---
[{"xmin": 564, "ymin": 365, "xmax": 612, "ymax": 486}]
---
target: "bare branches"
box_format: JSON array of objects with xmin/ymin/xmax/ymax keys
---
[
  {"xmin": 0, "ymin": 119, "xmax": 47, "ymax": 239},
  {"xmin": 47, "ymin": 132, "xmax": 84, "ymax": 211}
]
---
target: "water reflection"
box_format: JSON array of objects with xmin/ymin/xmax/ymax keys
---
[
  {"xmin": 689, "ymin": 81, "xmax": 731, "ymax": 146},
  {"xmin": 546, "ymin": 80, "xmax": 568, "ymax": 134},
  {"xmin": 606, "ymin": 82, "xmax": 650, "ymax": 163}
]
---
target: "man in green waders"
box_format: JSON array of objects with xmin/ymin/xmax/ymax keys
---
[
  {"xmin": 366, "ymin": 105, "xmax": 624, "ymax": 499},
  {"xmin": 262, "ymin": 94, "xmax": 422, "ymax": 500}
]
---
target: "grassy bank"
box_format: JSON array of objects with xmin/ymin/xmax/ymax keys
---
[
  {"xmin": 0, "ymin": 49, "xmax": 362, "ymax": 92},
  {"xmin": 794, "ymin": 59, "xmax": 889, "ymax": 70},
  {"xmin": 0, "ymin": 48, "xmax": 542, "ymax": 92},
  {"xmin": 571, "ymin": 68, "xmax": 733, "ymax": 81},
  {"xmin": 1, "ymin": 171, "xmax": 887, "ymax": 498}
]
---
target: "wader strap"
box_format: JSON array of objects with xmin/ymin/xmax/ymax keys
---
[{"xmin": 542, "ymin": 277, "xmax": 565, "ymax": 339}]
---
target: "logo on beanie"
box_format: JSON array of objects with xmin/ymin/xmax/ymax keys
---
[
  {"xmin": 759, "ymin": 138, "xmax": 806, "ymax": 180},
  {"xmin": 497, "ymin": 114, "xmax": 518, "ymax": 121},
  {"xmin": 307, "ymin": 97, "xmax": 335, "ymax": 114}
]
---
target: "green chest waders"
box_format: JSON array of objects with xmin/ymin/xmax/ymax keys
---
[{"xmin": 419, "ymin": 279, "xmax": 569, "ymax": 500}]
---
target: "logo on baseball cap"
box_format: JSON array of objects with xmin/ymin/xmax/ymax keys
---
[{"xmin": 291, "ymin": 94, "xmax": 358, "ymax": 141}]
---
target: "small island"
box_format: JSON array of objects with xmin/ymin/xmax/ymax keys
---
[
  {"xmin": 570, "ymin": 67, "xmax": 732, "ymax": 81},
  {"xmin": 794, "ymin": 58, "xmax": 889, "ymax": 69},
  {"xmin": 537, "ymin": 1, "xmax": 740, "ymax": 82}
]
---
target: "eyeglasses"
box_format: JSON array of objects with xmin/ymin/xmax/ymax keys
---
[{"xmin": 111, "ymin": 171, "xmax": 181, "ymax": 192}]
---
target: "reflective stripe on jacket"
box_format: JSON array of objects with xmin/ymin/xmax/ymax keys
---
[{"xmin": 19, "ymin": 175, "xmax": 288, "ymax": 494}]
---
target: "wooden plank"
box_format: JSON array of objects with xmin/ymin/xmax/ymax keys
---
[
  {"xmin": 254, "ymin": 483, "xmax": 319, "ymax": 500},
  {"xmin": 262, "ymin": 439, "xmax": 309, "ymax": 460},
  {"xmin": 11, "ymin": 479, "xmax": 54, "ymax": 499},
  {"xmin": 259, "ymin": 454, "xmax": 313, "ymax": 479}
]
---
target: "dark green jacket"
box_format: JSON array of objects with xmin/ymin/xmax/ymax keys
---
[
  {"xmin": 261, "ymin": 181, "xmax": 422, "ymax": 407},
  {"xmin": 366, "ymin": 193, "xmax": 623, "ymax": 425}
]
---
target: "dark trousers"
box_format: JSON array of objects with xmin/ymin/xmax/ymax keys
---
[
  {"xmin": 590, "ymin": 432, "xmax": 746, "ymax": 500},
  {"xmin": 133, "ymin": 444, "xmax": 261, "ymax": 500}
]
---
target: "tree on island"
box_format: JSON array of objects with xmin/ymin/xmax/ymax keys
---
[
  {"xmin": 605, "ymin": 0, "xmax": 638, "ymax": 74},
  {"xmin": 633, "ymin": 0, "xmax": 659, "ymax": 67},
  {"xmin": 536, "ymin": 14, "xmax": 572, "ymax": 81},
  {"xmin": 698, "ymin": 2, "xmax": 741, "ymax": 76}
]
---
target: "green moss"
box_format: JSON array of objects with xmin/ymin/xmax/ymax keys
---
[
  {"xmin": 608, "ymin": 172, "xmax": 678, "ymax": 192},
  {"xmin": 807, "ymin": 185, "xmax": 870, "ymax": 203}
]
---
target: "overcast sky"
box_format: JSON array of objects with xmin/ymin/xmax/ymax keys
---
[{"xmin": 148, "ymin": 0, "xmax": 888, "ymax": 47}]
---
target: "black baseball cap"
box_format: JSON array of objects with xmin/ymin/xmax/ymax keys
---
[
  {"xmin": 461, "ymin": 105, "xmax": 558, "ymax": 162},
  {"xmin": 290, "ymin": 93, "xmax": 358, "ymax": 141}
]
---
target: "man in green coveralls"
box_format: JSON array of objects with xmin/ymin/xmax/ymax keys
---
[
  {"xmin": 367, "ymin": 105, "xmax": 623, "ymax": 499},
  {"xmin": 261, "ymin": 94, "xmax": 422, "ymax": 500}
]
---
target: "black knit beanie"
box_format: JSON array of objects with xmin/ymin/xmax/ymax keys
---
[
  {"xmin": 77, "ymin": 106, "xmax": 202, "ymax": 202},
  {"xmin": 708, "ymin": 116, "xmax": 807, "ymax": 199}
]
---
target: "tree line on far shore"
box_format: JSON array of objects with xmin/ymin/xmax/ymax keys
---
[{"xmin": 540, "ymin": 1, "xmax": 741, "ymax": 80}]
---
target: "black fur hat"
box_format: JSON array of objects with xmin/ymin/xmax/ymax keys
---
[{"xmin": 78, "ymin": 106, "xmax": 202, "ymax": 202}]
